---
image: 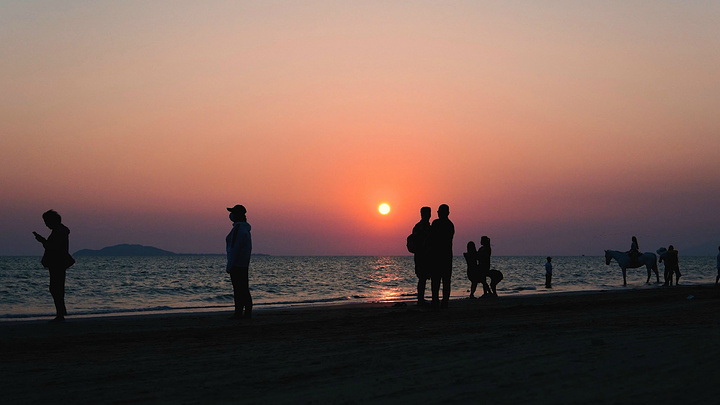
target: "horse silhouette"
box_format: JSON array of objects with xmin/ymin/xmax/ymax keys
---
[{"xmin": 604, "ymin": 250, "xmax": 659, "ymax": 286}]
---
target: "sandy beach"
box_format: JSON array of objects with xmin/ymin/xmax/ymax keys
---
[{"xmin": 2, "ymin": 285, "xmax": 719, "ymax": 404}]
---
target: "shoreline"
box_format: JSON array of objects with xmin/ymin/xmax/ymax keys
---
[
  {"xmin": 2, "ymin": 285, "xmax": 719, "ymax": 404},
  {"xmin": 0, "ymin": 283, "xmax": 667, "ymax": 323},
  {"xmin": 0, "ymin": 281, "xmax": 706, "ymax": 323}
]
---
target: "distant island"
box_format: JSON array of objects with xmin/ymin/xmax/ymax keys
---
[
  {"xmin": 73, "ymin": 244, "xmax": 270, "ymax": 257},
  {"xmin": 74, "ymin": 244, "xmax": 177, "ymax": 257}
]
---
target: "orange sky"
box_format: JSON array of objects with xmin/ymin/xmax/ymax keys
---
[{"xmin": 2, "ymin": 1, "xmax": 719, "ymax": 256}]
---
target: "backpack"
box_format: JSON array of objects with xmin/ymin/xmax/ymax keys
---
[{"xmin": 406, "ymin": 233, "xmax": 419, "ymax": 254}]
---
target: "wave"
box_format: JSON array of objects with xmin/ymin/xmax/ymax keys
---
[
  {"xmin": 3, "ymin": 256, "xmax": 717, "ymax": 319},
  {"xmin": 0, "ymin": 295, "xmax": 372, "ymax": 321}
]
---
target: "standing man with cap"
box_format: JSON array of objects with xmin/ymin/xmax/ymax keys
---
[{"xmin": 226, "ymin": 204, "xmax": 253, "ymax": 319}]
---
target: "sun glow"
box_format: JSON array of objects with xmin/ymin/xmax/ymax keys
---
[{"xmin": 378, "ymin": 203, "xmax": 391, "ymax": 215}]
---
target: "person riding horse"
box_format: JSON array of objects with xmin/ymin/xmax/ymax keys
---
[{"xmin": 628, "ymin": 236, "xmax": 641, "ymax": 266}]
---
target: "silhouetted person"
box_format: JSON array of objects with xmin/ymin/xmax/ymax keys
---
[
  {"xmin": 226, "ymin": 204, "xmax": 253, "ymax": 319},
  {"xmin": 716, "ymin": 246, "xmax": 720, "ymax": 287},
  {"xmin": 658, "ymin": 247, "xmax": 672, "ymax": 286},
  {"xmin": 629, "ymin": 236, "xmax": 640, "ymax": 265},
  {"xmin": 464, "ymin": 241, "xmax": 480, "ymax": 298},
  {"xmin": 33, "ymin": 210, "xmax": 75, "ymax": 322},
  {"xmin": 666, "ymin": 245, "xmax": 681, "ymax": 285},
  {"xmin": 410, "ymin": 207, "xmax": 432, "ymax": 305},
  {"xmin": 545, "ymin": 257, "xmax": 553, "ymax": 288},
  {"xmin": 477, "ymin": 236, "xmax": 492, "ymax": 296},
  {"xmin": 488, "ymin": 269, "xmax": 504, "ymax": 296},
  {"xmin": 429, "ymin": 204, "xmax": 454, "ymax": 308}
]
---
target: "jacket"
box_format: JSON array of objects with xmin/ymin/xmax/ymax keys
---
[
  {"xmin": 41, "ymin": 224, "xmax": 75, "ymax": 270},
  {"xmin": 226, "ymin": 221, "xmax": 252, "ymax": 270}
]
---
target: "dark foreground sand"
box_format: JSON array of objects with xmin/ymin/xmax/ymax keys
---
[{"xmin": 2, "ymin": 285, "xmax": 719, "ymax": 404}]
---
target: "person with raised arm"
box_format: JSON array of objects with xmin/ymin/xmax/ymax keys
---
[{"xmin": 33, "ymin": 210, "xmax": 75, "ymax": 322}]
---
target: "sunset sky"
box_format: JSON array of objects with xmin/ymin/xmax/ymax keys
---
[{"xmin": 2, "ymin": 1, "xmax": 719, "ymax": 256}]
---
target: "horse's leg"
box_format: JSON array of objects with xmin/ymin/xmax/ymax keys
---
[
  {"xmin": 646, "ymin": 265, "xmax": 651, "ymax": 284},
  {"xmin": 622, "ymin": 267, "xmax": 627, "ymax": 286}
]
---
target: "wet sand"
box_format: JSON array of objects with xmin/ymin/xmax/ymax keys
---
[{"xmin": 2, "ymin": 285, "xmax": 719, "ymax": 404}]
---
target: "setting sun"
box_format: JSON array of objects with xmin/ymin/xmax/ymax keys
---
[{"xmin": 378, "ymin": 203, "xmax": 391, "ymax": 215}]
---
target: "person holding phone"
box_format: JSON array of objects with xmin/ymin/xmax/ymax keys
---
[{"xmin": 33, "ymin": 210, "xmax": 75, "ymax": 322}]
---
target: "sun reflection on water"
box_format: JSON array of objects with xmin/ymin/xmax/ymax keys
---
[{"xmin": 364, "ymin": 257, "xmax": 407, "ymax": 302}]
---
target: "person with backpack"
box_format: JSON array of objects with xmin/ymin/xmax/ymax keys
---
[{"xmin": 408, "ymin": 206, "xmax": 432, "ymax": 306}]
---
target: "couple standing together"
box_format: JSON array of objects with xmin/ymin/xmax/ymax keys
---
[
  {"xmin": 464, "ymin": 236, "xmax": 502, "ymax": 298},
  {"xmin": 410, "ymin": 204, "xmax": 455, "ymax": 308}
]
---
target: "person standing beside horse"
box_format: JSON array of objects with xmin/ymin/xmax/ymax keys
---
[
  {"xmin": 658, "ymin": 247, "xmax": 672, "ymax": 286},
  {"xmin": 666, "ymin": 245, "xmax": 681, "ymax": 285}
]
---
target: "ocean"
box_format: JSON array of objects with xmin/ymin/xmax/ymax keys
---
[{"xmin": 1, "ymin": 255, "xmax": 717, "ymax": 320}]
